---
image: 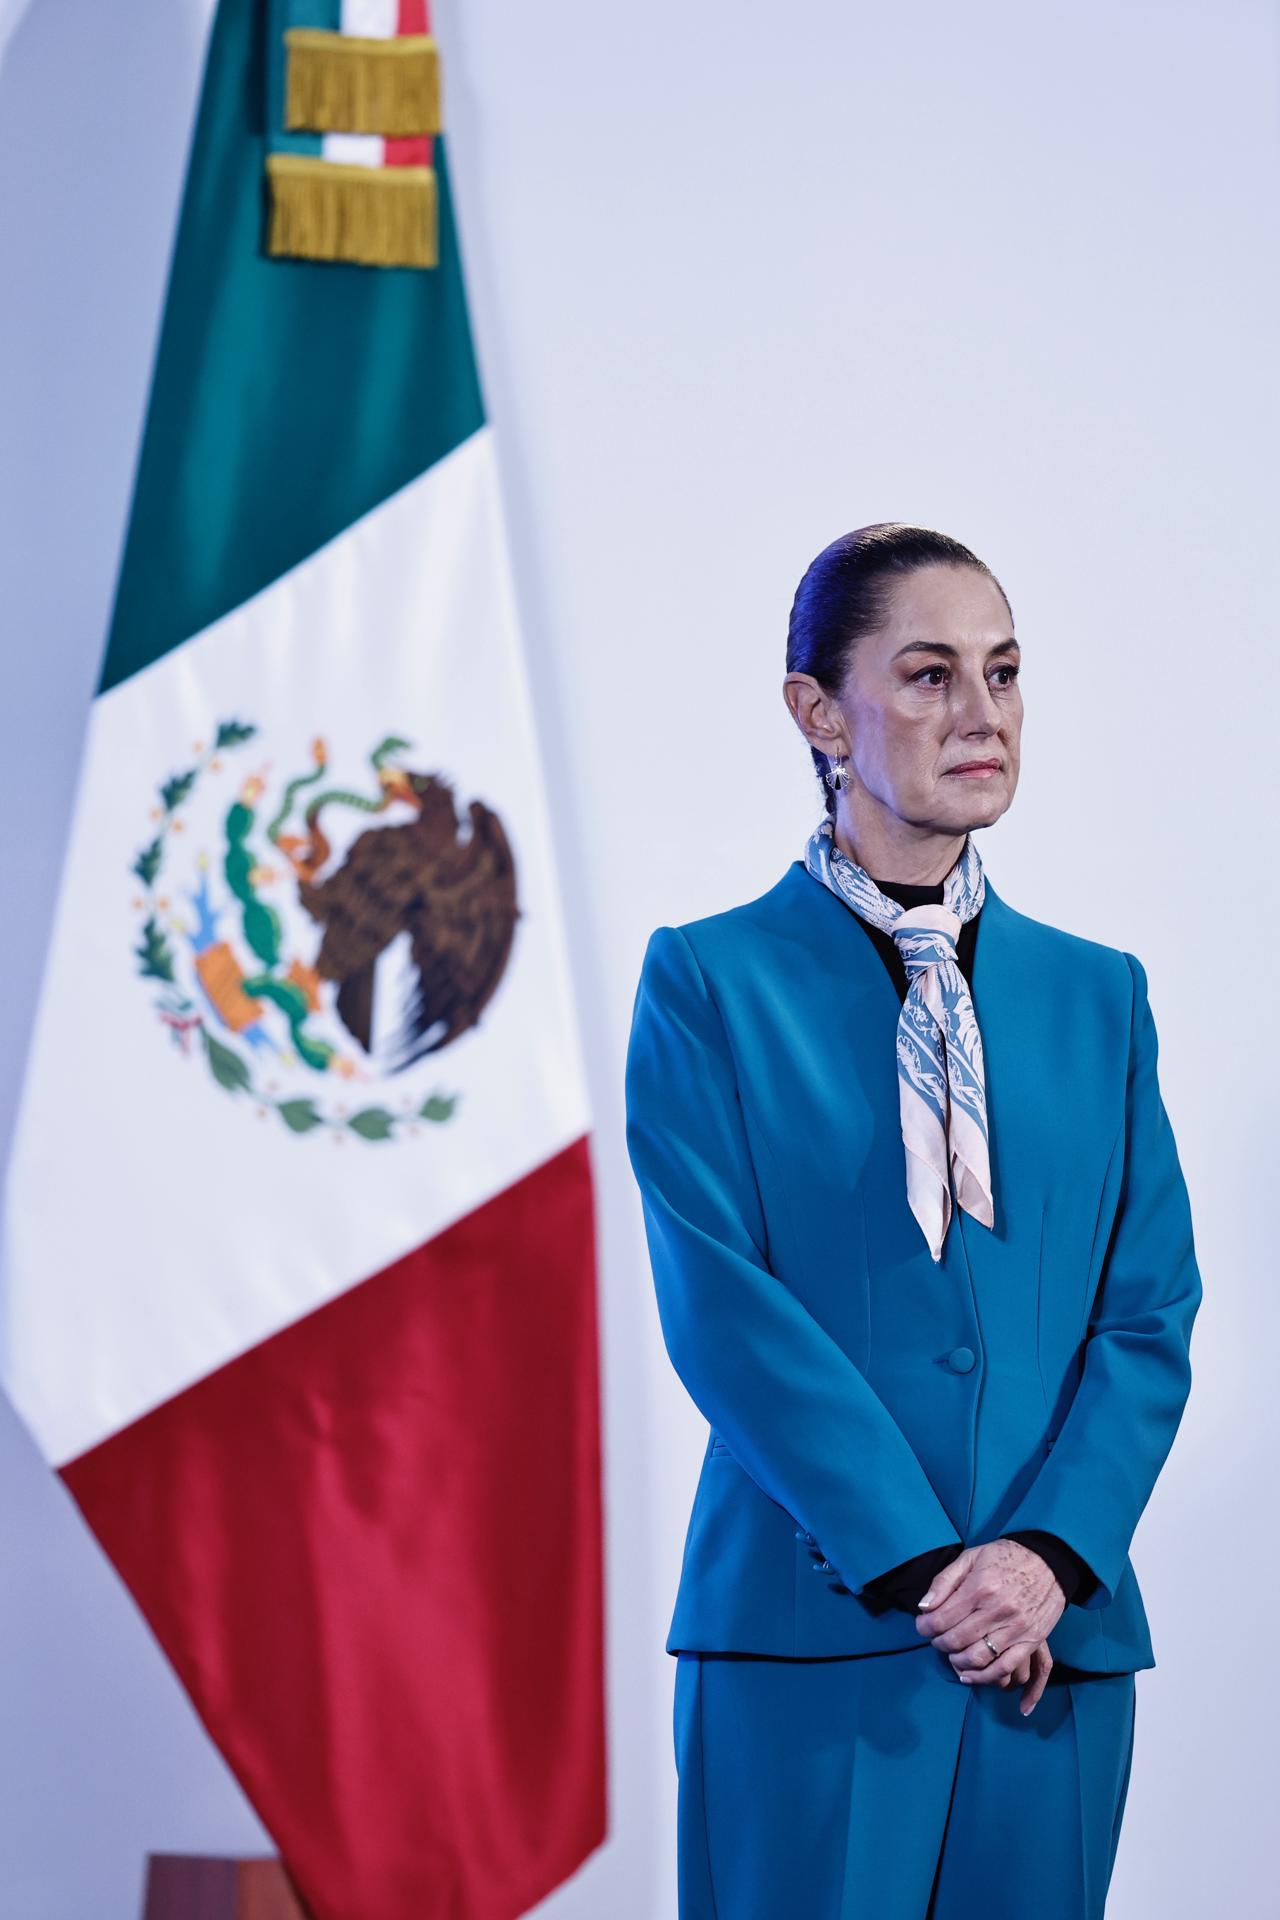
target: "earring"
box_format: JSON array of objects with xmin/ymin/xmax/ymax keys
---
[{"xmin": 824, "ymin": 751, "xmax": 850, "ymax": 791}]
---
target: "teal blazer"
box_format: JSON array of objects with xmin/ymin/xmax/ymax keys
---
[{"xmin": 624, "ymin": 858, "xmax": 1202, "ymax": 1674}]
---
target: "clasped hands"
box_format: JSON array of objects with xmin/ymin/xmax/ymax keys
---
[{"xmin": 913, "ymin": 1538, "xmax": 1065, "ymax": 1716}]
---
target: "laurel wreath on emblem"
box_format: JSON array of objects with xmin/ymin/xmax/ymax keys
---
[{"xmin": 130, "ymin": 720, "xmax": 520, "ymax": 1143}]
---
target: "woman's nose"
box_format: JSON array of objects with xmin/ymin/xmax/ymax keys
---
[{"xmin": 953, "ymin": 674, "xmax": 1001, "ymax": 730}]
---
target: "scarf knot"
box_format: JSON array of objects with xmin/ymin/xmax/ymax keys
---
[{"xmin": 892, "ymin": 907, "xmax": 962, "ymax": 977}]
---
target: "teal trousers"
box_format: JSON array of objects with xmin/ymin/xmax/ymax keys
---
[{"xmin": 673, "ymin": 1645, "xmax": 1136, "ymax": 1918}]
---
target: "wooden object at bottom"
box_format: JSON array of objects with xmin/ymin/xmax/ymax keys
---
[{"xmin": 142, "ymin": 1854, "xmax": 309, "ymax": 1920}]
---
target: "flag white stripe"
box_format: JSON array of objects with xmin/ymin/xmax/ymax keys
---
[
  {"xmin": 340, "ymin": 0, "xmax": 398, "ymax": 38},
  {"xmin": 322, "ymin": 132, "xmax": 386, "ymax": 168}
]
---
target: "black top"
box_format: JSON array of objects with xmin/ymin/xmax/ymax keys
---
[{"xmin": 847, "ymin": 863, "xmax": 1097, "ymax": 1615}]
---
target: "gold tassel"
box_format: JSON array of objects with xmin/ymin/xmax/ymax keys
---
[
  {"xmin": 284, "ymin": 29, "xmax": 442, "ymax": 136},
  {"xmin": 266, "ymin": 154, "xmax": 438, "ymax": 269}
]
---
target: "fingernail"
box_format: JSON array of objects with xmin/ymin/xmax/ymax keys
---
[{"xmin": 919, "ymin": 1592, "xmax": 935, "ymax": 1608}]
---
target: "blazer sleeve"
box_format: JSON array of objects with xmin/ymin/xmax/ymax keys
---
[
  {"xmin": 998, "ymin": 950, "xmax": 1203, "ymax": 1609},
  {"xmin": 624, "ymin": 922, "xmax": 964, "ymax": 1596}
]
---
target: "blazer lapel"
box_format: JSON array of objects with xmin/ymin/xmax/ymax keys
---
[{"xmin": 958, "ymin": 877, "xmax": 1058, "ymax": 1261}]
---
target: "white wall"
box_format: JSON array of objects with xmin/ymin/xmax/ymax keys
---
[{"xmin": 1, "ymin": 1, "xmax": 1272, "ymax": 1914}]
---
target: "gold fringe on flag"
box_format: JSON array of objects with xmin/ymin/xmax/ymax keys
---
[
  {"xmin": 266, "ymin": 154, "xmax": 438, "ymax": 269},
  {"xmin": 284, "ymin": 29, "xmax": 442, "ymax": 136}
]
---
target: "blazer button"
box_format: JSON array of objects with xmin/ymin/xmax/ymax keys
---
[{"xmin": 947, "ymin": 1346, "xmax": 976, "ymax": 1373}]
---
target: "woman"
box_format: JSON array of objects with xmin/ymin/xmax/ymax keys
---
[{"xmin": 623, "ymin": 525, "xmax": 1202, "ymax": 1918}]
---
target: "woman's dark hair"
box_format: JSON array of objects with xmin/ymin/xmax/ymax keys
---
[{"xmin": 786, "ymin": 522, "xmax": 1012, "ymax": 817}]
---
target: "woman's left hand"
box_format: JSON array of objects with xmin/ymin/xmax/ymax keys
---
[{"xmin": 911, "ymin": 1538, "xmax": 1066, "ymax": 1683}]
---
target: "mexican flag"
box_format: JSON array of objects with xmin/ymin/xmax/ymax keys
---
[{"xmin": 0, "ymin": 2, "xmax": 606, "ymax": 1916}]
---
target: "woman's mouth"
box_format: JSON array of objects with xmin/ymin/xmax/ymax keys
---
[{"xmin": 945, "ymin": 760, "xmax": 1003, "ymax": 779}]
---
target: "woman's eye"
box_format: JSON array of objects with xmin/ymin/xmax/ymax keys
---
[{"xmin": 910, "ymin": 663, "xmax": 1020, "ymax": 689}]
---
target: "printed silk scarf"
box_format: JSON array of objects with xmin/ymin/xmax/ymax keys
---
[{"xmin": 803, "ymin": 816, "xmax": 995, "ymax": 1263}]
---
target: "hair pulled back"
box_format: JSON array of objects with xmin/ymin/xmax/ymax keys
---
[{"xmin": 786, "ymin": 523, "xmax": 1011, "ymax": 817}]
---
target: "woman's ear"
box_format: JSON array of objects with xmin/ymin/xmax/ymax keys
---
[{"xmin": 782, "ymin": 672, "xmax": 845, "ymax": 759}]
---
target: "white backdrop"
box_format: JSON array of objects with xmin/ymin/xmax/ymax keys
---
[{"xmin": 0, "ymin": 2, "xmax": 1273, "ymax": 1915}]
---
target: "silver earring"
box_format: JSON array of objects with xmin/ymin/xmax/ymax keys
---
[{"xmin": 824, "ymin": 751, "xmax": 850, "ymax": 791}]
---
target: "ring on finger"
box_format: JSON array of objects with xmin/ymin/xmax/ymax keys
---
[{"xmin": 982, "ymin": 1633, "xmax": 999, "ymax": 1661}]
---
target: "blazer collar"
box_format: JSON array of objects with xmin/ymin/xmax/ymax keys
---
[{"xmin": 779, "ymin": 853, "xmax": 1022, "ymax": 1003}]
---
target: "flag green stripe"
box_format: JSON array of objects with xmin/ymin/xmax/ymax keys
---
[{"xmin": 100, "ymin": 0, "xmax": 484, "ymax": 698}]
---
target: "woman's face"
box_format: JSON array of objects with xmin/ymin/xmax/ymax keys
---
[{"xmin": 793, "ymin": 564, "xmax": 1022, "ymax": 838}]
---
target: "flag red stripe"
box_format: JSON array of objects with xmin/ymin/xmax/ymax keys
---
[
  {"xmin": 389, "ymin": 0, "xmax": 430, "ymax": 167},
  {"xmin": 384, "ymin": 135, "xmax": 433, "ymax": 167},
  {"xmin": 62, "ymin": 1137, "xmax": 606, "ymax": 1920}
]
